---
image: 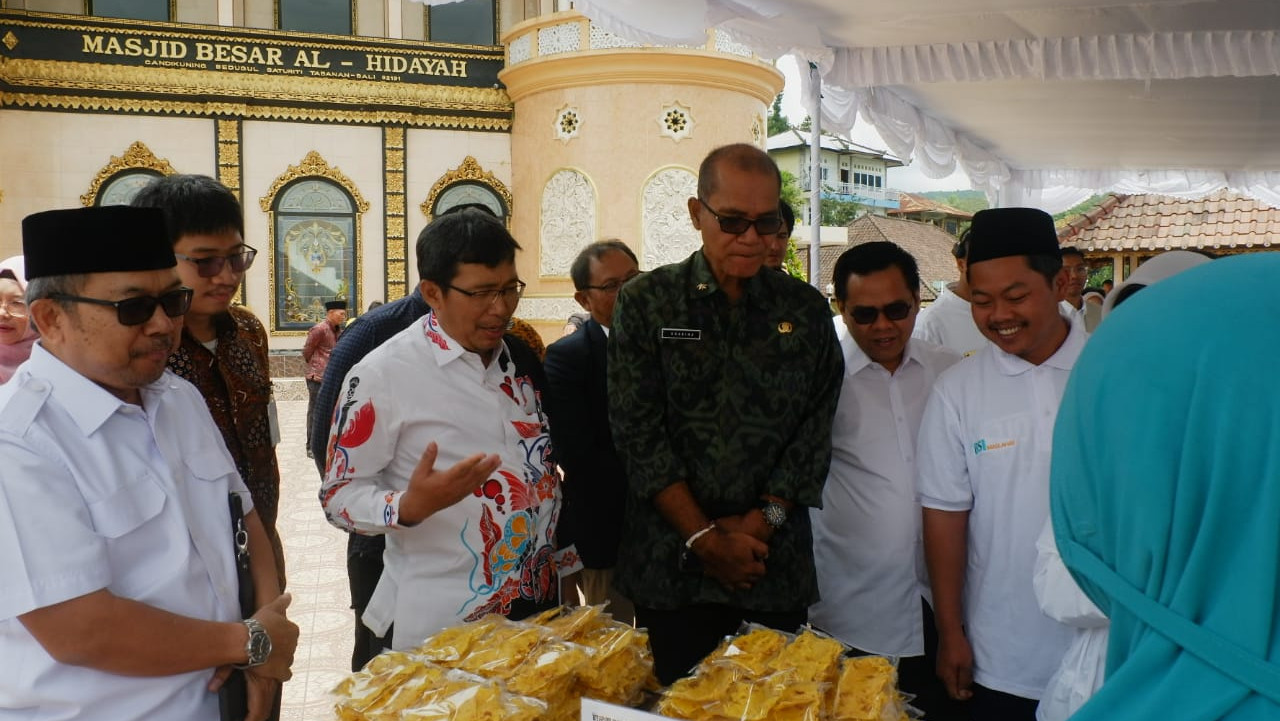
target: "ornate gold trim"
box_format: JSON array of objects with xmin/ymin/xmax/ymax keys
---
[
  {"xmin": 79, "ymin": 140, "xmax": 176, "ymax": 206},
  {"xmin": 259, "ymin": 151, "xmax": 369, "ymax": 213},
  {"xmin": 261, "ymin": 151, "xmax": 366, "ymax": 335},
  {"xmin": 215, "ymin": 118, "xmax": 245, "ymax": 306},
  {"xmin": 384, "ymin": 126, "xmax": 408, "ymax": 301},
  {"xmin": 420, "ymin": 155, "xmax": 513, "ymax": 221},
  {"xmin": 0, "ymin": 59, "xmax": 512, "ymax": 114},
  {"xmin": 3, "ymin": 91, "xmax": 511, "ymax": 130},
  {"xmin": 1, "ymin": 14, "xmax": 503, "ymax": 57}
]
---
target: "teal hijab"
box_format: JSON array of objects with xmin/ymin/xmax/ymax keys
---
[{"xmin": 1051, "ymin": 253, "xmax": 1280, "ymax": 719}]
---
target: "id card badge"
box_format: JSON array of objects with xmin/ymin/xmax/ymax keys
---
[{"xmin": 267, "ymin": 397, "xmax": 281, "ymax": 447}]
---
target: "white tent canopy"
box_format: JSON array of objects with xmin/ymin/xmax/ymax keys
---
[{"xmin": 577, "ymin": 0, "xmax": 1280, "ymax": 212}]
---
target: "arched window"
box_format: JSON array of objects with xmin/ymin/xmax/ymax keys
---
[
  {"xmin": 272, "ymin": 179, "xmax": 358, "ymax": 331},
  {"xmin": 427, "ymin": 0, "xmax": 496, "ymax": 45},
  {"xmin": 96, "ymin": 169, "xmax": 164, "ymax": 207},
  {"xmin": 434, "ymin": 182, "xmax": 506, "ymax": 220},
  {"xmin": 279, "ymin": 0, "xmax": 352, "ymax": 35}
]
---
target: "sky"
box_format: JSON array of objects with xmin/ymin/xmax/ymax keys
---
[{"xmin": 776, "ymin": 56, "xmax": 970, "ymax": 194}]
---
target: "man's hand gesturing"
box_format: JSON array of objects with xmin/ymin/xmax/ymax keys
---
[{"xmin": 397, "ymin": 442, "xmax": 501, "ymax": 526}]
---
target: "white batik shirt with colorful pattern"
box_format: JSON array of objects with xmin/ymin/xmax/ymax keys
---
[{"xmin": 318, "ymin": 311, "xmax": 561, "ymax": 648}]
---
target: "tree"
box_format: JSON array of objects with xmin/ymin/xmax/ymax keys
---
[
  {"xmin": 820, "ymin": 191, "xmax": 863, "ymax": 226},
  {"xmin": 780, "ymin": 170, "xmax": 802, "ymax": 211},
  {"xmin": 768, "ymin": 94, "xmax": 790, "ymax": 136},
  {"xmin": 796, "ymin": 115, "xmax": 812, "ymax": 132}
]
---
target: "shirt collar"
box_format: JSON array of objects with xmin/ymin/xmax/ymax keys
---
[
  {"xmin": 686, "ymin": 250, "xmax": 770, "ymax": 307},
  {"xmin": 841, "ymin": 328, "xmax": 922, "ymax": 377},
  {"xmin": 421, "ymin": 310, "xmax": 510, "ymax": 371},
  {"xmin": 27, "ymin": 342, "xmax": 171, "ymax": 435},
  {"xmin": 992, "ymin": 311, "xmax": 1088, "ymax": 375}
]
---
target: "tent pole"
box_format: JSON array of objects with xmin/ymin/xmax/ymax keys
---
[{"xmin": 807, "ymin": 61, "xmax": 822, "ymax": 291}]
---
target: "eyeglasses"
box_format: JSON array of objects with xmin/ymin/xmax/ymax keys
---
[
  {"xmin": 444, "ymin": 280, "xmax": 527, "ymax": 307},
  {"xmin": 174, "ymin": 246, "xmax": 258, "ymax": 278},
  {"xmin": 1064, "ymin": 265, "xmax": 1090, "ymax": 277},
  {"xmin": 585, "ymin": 272, "xmax": 643, "ymax": 295},
  {"xmin": 849, "ymin": 300, "xmax": 912, "ymax": 325},
  {"xmin": 697, "ymin": 197, "xmax": 783, "ymax": 236},
  {"xmin": 51, "ymin": 288, "xmax": 193, "ymax": 326},
  {"xmin": 0, "ymin": 299, "xmax": 27, "ymax": 318}
]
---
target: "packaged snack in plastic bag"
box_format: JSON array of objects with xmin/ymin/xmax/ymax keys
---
[
  {"xmin": 832, "ymin": 655, "xmax": 908, "ymax": 721},
  {"xmin": 413, "ymin": 615, "xmax": 504, "ymax": 663}
]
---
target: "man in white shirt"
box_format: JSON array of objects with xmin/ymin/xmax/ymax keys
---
[
  {"xmin": 917, "ymin": 207, "xmax": 1079, "ymax": 720},
  {"xmin": 319, "ymin": 208, "xmax": 569, "ymax": 650},
  {"xmin": 810, "ymin": 241, "xmax": 961, "ymax": 718},
  {"xmin": 0, "ymin": 206, "xmax": 297, "ymax": 721},
  {"xmin": 1058, "ymin": 247, "xmax": 1100, "ymax": 332},
  {"xmin": 912, "ymin": 233, "xmax": 988, "ymax": 357}
]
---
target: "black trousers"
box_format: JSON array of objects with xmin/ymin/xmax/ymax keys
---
[
  {"xmin": 896, "ymin": 598, "xmax": 972, "ymax": 721},
  {"xmin": 970, "ymin": 684, "xmax": 1039, "ymax": 721},
  {"xmin": 347, "ymin": 541, "xmax": 389, "ymax": 672},
  {"xmin": 635, "ymin": 603, "xmax": 808, "ymax": 685},
  {"xmin": 305, "ymin": 378, "xmax": 321, "ymax": 454}
]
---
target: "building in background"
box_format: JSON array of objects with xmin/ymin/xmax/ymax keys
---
[
  {"xmin": 887, "ymin": 192, "xmax": 972, "ymax": 237},
  {"xmin": 1057, "ymin": 191, "xmax": 1280, "ymax": 281},
  {"xmin": 766, "ymin": 128, "xmax": 902, "ymax": 225},
  {"xmin": 0, "ymin": 1, "xmax": 781, "ymax": 359}
]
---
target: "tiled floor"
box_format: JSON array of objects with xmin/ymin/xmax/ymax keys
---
[{"xmin": 273, "ymin": 399, "xmax": 353, "ymax": 721}]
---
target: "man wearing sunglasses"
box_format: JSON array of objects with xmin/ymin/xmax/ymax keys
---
[
  {"xmin": 917, "ymin": 208, "xmax": 1080, "ymax": 720},
  {"xmin": 0, "ymin": 206, "xmax": 296, "ymax": 721},
  {"xmin": 608, "ymin": 143, "xmax": 842, "ymax": 684},
  {"xmin": 133, "ymin": 175, "xmax": 287, "ymax": 597},
  {"xmin": 809, "ymin": 242, "xmax": 962, "ymax": 719}
]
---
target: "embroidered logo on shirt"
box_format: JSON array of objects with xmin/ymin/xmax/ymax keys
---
[
  {"xmin": 778, "ymin": 321, "xmax": 793, "ymax": 334},
  {"xmin": 661, "ymin": 328, "xmax": 702, "ymax": 341},
  {"xmin": 972, "ymin": 438, "xmax": 1017, "ymax": 455}
]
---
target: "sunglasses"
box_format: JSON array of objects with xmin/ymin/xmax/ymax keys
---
[
  {"xmin": 51, "ymin": 288, "xmax": 194, "ymax": 326},
  {"xmin": 849, "ymin": 300, "xmax": 912, "ymax": 325},
  {"xmin": 175, "ymin": 246, "xmax": 258, "ymax": 278},
  {"xmin": 697, "ymin": 197, "xmax": 784, "ymax": 236}
]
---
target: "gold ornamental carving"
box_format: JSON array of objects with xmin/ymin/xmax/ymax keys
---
[
  {"xmin": 386, "ymin": 195, "xmax": 405, "ymax": 216},
  {"xmin": 79, "ymin": 140, "xmax": 176, "ymax": 207},
  {"xmin": 0, "ymin": 58, "xmax": 511, "ymax": 116},
  {"xmin": 421, "ymin": 155, "xmax": 513, "ymax": 219},
  {"xmin": 2, "ymin": 90, "xmax": 510, "ymax": 131},
  {"xmin": 259, "ymin": 151, "xmax": 369, "ymax": 213}
]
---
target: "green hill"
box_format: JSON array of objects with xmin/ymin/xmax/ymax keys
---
[{"xmin": 916, "ymin": 190, "xmax": 988, "ymax": 213}]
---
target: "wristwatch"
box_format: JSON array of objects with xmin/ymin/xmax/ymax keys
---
[
  {"xmin": 235, "ymin": 618, "xmax": 272, "ymax": 669},
  {"xmin": 758, "ymin": 499, "xmax": 788, "ymax": 529}
]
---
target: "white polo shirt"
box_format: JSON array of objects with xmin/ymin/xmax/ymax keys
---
[
  {"xmin": 319, "ymin": 311, "xmax": 560, "ymax": 649},
  {"xmin": 916, "ymin": 315, "xmax": 1085, "ymax": 699},
  {"xmin": 0, "ymin": 344, "xmax": 248, "ymax": 721},
  {"xmin": 913, "ymin": 283, "xmax": 988, "ymax": 358},
  {"xmin": 810, "ymin": 335, "xmax": 959, "ymax": 656}
]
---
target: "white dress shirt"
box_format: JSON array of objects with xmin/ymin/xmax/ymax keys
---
[
  {"xmin": 913, "ymin": 283, "xmax": 988, "ymax": 358},
  {"xmin": 0, "ymin": 344, "xmax": 248, "ymax": 721},
  {"xmin": 1033, "ymin": 519, "xmax": 1109, "ymax": 721},
  {"xmin": 319, "ymin": 311, "xmax": 560, "ymax": 649},
  {"xmin": 810, "ymin": 335, "xmax": 959, "ymax": 656},
  {"xmin": 916, "ymin": 315, "xmax": 1086, "ymax": 699}
]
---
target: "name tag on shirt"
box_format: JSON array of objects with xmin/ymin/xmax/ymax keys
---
[{"xmin": 660, "ymin": 328, "xmax": 702, "ymax": 341}]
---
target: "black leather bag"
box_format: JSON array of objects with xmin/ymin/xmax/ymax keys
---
[{"xmin": 219, "ymin": 493, "xmax": 254, "ymax": 721}]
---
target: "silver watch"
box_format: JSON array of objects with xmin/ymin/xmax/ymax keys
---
[
  {"xmin": 235, "ymin": 618, "xmax": 272, "ymax": 669},
  {"xmin": 759, "ymin": 500, "xmax": 788, "ymax": 529}
]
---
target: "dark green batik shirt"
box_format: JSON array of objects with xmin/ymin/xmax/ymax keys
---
[{"xmin": 607, "ymin": 250, "xmax": 842, "ymax": 611}]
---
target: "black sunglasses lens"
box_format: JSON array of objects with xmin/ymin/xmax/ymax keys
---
[
  {"xmin": 195, "ymin": 257, "xmax": 225, "ymax": 278},
  {"xmin": 755, "ymin": 217, "xmax": 783, "ymax": 235},
  {"xmin": 161, "ymin": 289, "xmax": 193, "ymax": 317},
  {"xmin": 719, "ymin": 217, "xmax": 751, "ymax": 234},
  {"xmin": 885, "ymin": 302, "xmax": 911, "ymax": 321},
  {"xmin": 116, "ymin": 297, "xmax": 160, "ymax": 326},
  {"xmin": 230, "ymin": 249, "xmax": 257, "ymax": 273},
  {"xmin": 851, "ymin": 307, "xmax": 878, "ymax": 324}
]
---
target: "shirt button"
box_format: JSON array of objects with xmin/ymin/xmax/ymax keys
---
[{"xmin": 27, "ymin": 380, "xmax": 47, "ymax": 392}]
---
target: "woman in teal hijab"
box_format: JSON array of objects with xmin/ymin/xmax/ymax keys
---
[{"xmin": 1050, "ymin": 252, "xmax": 1280, "ymax": 719}]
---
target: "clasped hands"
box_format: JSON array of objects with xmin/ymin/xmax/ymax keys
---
[{"xmin": 688, "ymin": 510, "xmax": 773, "ymax": 592}]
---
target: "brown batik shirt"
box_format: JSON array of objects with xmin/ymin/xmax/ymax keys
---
[{"xmin": 168, "ymin": 305, "xmax": 286, "ymax": 589}]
